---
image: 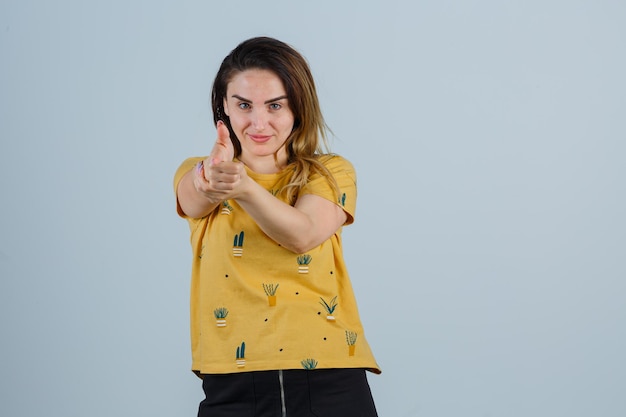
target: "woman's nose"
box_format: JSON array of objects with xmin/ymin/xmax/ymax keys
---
[{"xmin": 251, "ymin": 109, "xmax": 267, "ymax": 130}]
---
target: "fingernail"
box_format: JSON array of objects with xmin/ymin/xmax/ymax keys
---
[{"xmin": 196, "ymin": 161, "xmax": 204, "ymax": 173}]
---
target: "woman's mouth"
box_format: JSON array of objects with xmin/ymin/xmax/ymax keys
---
[{"xmin": 249, "ymin": 134, "xmax": 271, "ymax": 143}]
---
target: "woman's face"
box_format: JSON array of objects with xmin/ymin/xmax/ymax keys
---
[{"xmin": 223, "ymin": 69, "xmax": 295, "ymax": 172}]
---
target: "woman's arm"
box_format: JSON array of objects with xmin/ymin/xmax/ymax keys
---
[
  {"xmin": 178, "ymin": 157, "xmax": 347, "ymax": 251},
  {"xmin": 235, "ymin": 182, "xmax": 347, "ymax": 254},
  {"xmin": 176, "ymin": 163, "xmax": 222, "ymax": 218}
]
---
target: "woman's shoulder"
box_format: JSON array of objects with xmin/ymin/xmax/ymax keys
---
[
  {"xmin": 180, "ymin": 156, "xmax": 206, "ymax": 167},
  {"xmin": 316, "ymin": 153, "xmax": 355, "ymax": 172}
]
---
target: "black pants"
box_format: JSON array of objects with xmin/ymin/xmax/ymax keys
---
[{"xmin": 198, "ymin": 368, "xmax": 378, "ymax": 417}]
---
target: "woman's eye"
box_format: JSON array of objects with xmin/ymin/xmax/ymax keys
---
[
  {"xmin": 238, "ymin": 102, "xmax": 250, "ymax": 110},
  {"xmin": 269, "ymin": 103, "xmax": 282, "ymax": 110}
]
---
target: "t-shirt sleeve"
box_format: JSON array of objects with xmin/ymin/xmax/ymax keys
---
[
  {"xmin": 173, "ymin": 156, "xmax": 206, "ymax": 218},
  {"xmin": 299, "ymin": 155, "xmax": 357, "ymax": 225}
]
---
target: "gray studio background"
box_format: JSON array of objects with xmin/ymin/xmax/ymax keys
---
[{"xmin": 1, "ymin": 1, "xmax": 624, "ymax": 416}]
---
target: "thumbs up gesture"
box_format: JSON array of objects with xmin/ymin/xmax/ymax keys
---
[
  {"xmin": 208, "ymin": 120, "xmax": 234, "ymax": 165},
  {"xmin": 193, "ymin": 120, "xmax": 246, "ymax": 201}
]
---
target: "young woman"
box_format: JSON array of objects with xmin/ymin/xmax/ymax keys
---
[{"xmin": 174, "ymin": 36, "xmax": 380, "ymax": 417}]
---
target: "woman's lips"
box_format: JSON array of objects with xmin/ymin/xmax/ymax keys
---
[{"xmin": 249, "ymin": 134, "xmax": 271, "ymax": 143}]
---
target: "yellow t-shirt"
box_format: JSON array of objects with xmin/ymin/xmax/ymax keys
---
[{"xmin": 174, "ymin": 155, "xmax": 380, "ymax": 374}]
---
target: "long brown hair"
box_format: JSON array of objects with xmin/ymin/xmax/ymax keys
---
[{"xmin": 211, "ymin": 37, "xmax": 338, "ymax": 204}]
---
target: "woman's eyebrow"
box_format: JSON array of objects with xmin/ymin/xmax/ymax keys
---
[
  {"xmin": 231, "ymin": 94, "xmax": 288, "ymax": 104},
  {"xmin": 231, "ymin": 94, "xmax": 251, "ymax": 102},
  {"xmin": 264, "ymin": 95, "xmax": 288, "ymax": 104}
]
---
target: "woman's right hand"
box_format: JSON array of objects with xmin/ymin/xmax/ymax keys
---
[
  {"xmin": 193, "ymin": 121, "xmax": 246, "ymax": 201},
  {"xmin": 178, "ymin": 121, "xmax": 239, "ymax": 218}
]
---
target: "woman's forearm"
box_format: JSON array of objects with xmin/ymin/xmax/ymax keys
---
[
  {"xmin": 177, "ymin": 168, "xmax": 221, "ymax": 218},
  {"xmin": 235, "ymin": 182, "xmax": 346, "ymax": 254}
]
